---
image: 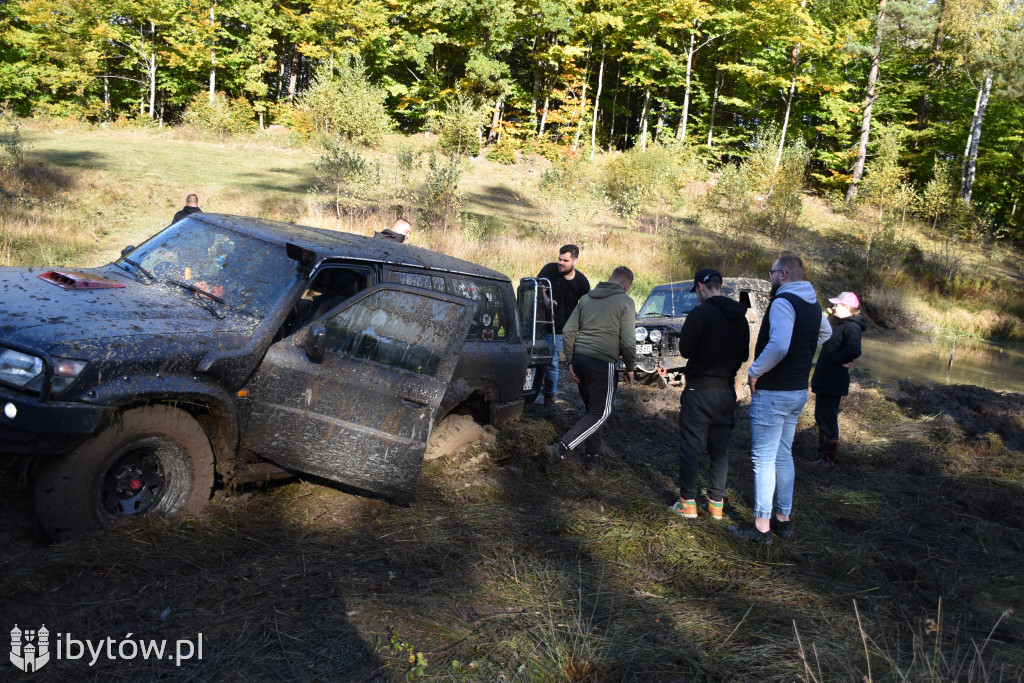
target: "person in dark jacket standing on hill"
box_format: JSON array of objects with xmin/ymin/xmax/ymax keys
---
[
  {"xmin": 171, "ymin": 194, "xmax": 202, "ymax": 225},
  {"xmin": 536, "ymin": 245, "xmax": 591, "ymax": 407},
  {"xmin": 671, "ymin": 269, "xmax": 750, "ymax": 521},
  {"xmin": 811, "ymin": 291, "xmax": 867, "ymax": 466},
  {"xmin": 728, "ymin": 254, "xmax": 831, "ymax": 544},
  {"xmin": 542, "ymin": 266, "xmax": 635, "ymax": 476}
]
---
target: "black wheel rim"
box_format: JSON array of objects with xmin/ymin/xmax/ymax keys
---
[{"xmin": 100, "ymin": 448, "xmax": 167, "ymax": 516}]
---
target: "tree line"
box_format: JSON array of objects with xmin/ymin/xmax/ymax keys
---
[{"xmin": 0, "ymin": 0, "xmax": 1021, "ymax": 236}]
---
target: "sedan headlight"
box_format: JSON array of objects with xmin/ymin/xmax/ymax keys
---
[
  {"xmin": 649, "ymin": 329, "xmax": 663, "ymax": 343},
  {"xmin": 635, "ymin": 326, "xmax": 648, "ymax": 343},
  {"xmin": 0, "ymin": 348, "xmax": 44, "ymax": 389}
]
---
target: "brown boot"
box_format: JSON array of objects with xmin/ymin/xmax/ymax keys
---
[{"xmin": 814, "ymin": 439, "xmax": 838, "ymax": 466}]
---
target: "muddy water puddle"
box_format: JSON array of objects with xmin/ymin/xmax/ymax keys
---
[{"xmin": 857, "ymin": 333, "xmax": 1024, "ymax": 393}]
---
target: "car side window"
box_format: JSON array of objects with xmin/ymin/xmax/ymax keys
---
[
  {"xmin": 452, "ymin": 279, "xmax": 508, "ymax": 341},
  {"xmin": 322, "ymin": 289, "xmax": 464, "ymax": 375}
]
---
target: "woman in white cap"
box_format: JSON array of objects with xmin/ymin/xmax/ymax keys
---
[{"xmin": 810, "ymin": 292, "xmax": 867, "ymax": 466}]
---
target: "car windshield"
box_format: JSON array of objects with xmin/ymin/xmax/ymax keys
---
[
  {"xmin": 122, "ymin": 219, "xmax": 298, "ymax": 319},
  {"xmin": 639, "ymin": 287, "xmax": 701, "ymax": 318}
]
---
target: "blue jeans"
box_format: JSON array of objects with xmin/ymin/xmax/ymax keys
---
[
  {"xmin": 543, "ymin": 332, "xmax": 564, "ymax": 397},
  {"xmin": 749, "ymin": 389, "xmax": 807, "ymax": 519}
]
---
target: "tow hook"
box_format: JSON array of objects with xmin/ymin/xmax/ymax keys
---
[{"xmin": 656, "ymin": 365, "xmax": 668, "ymax": 376}]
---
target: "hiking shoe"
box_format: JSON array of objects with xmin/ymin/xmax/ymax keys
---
[
  {"xmin": 670, "ymin": 499, "xmax": 698, "ymax": 519},
  {"xmin": 542, "ymin": 443, "xmax": 565, "ymax": 466},
  {"xmin": 727, "ymin": 523, "xmax": 772, "ymax": 545},
  {"xmin": 543, "ymin": 394, "xmax": 556, "ymax": 408},
  {"xmin": 583, "ymin": 455, "xmax": 600, "ymax": 476},
  {"xmin": 707, "ymin": 498, "xmax": 724, "ymax": 521},
  {"xmin": 770, "ymin": 517, "xmax": 794, "ymax": 539}
]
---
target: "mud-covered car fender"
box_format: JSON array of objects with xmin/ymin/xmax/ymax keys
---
[{"xmin": 78, "ymin": 374, "xmax": 239, "ymax": 477}]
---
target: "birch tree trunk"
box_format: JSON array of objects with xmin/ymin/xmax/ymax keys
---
[
  {"xmin": 148, "ymin": 21, "xmax": 157, "ymax": 118},
  {"xmin": 208, "ymin": 3, "xmax": 216, "ymax": 102},
  {"xmin": 590, "ymin": 44, "xmax": 606, "ymax": 160},
  {"xmin": 655, "ymin": 87, "xmax": 667, "ymax": 142},
  {"xmin": 677, "ymin": 30, "xmax": 697, "ymax": 140},
  {"xmin": 574, "ymin": 52, "xmax": 591, "ymax": 149},
  {"xmin": 707, "ymin": 70, "xmax": 722, "ymax": 147},
  {"xmin": 846, "ymin": 0, "xmax": 887, "ymax": 203},
  {"xmin": 960, "ymin": 69, "xmax": 993, "ymax": 205},
  {"xmin": 771, "ymin": 0, "xmax": 806, "ymax": 193},
  {"xmin": 609, "ymin": 62, "xmax": 621, "ymax": 146},
  {"xmin": 639, "ymin": 85, "xmax": 651, "ymax": 151}
]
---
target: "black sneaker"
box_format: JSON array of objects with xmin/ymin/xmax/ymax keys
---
[
  {"xmin": 770, "ymin": 517, "xmax": 794, "ymax": 539},
  {"xmin": 727, "ymin": 523, "xmax": 772, "ymax": 545},
  {"xmin": 583, "ymin": 455, "xmax": 600, "ymax": 476}
]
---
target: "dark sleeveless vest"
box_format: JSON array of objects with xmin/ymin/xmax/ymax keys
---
[{"xmin": 754, "ymin": 292, "xmax": 821, "ymax": 391}]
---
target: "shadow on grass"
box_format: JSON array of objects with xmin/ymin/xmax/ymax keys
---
[
  {"xmin": 31, "ymin": 149, "xmax": 108, "ymax": 171},
  {"xmin": 1, "ymin": 377, "xmax": 1021, "ymax": 680}
]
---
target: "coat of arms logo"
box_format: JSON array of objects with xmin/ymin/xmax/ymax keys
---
[{"xmin": 10, "ymin": 625, "xmax": 51, "ymax": 672}]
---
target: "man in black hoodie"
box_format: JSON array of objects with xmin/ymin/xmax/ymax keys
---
[{"xmin": 670, "ymin": 269, "xmax": 750, "ymax": 521}]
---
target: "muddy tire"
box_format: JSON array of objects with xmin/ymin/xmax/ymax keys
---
[
  {"xmin": 424, "ymin": 414, "xmax": 493, "ymax": 461},
  {"xmin": 34, "ymin": 406, "xmax": 215, "ymax": 540}
]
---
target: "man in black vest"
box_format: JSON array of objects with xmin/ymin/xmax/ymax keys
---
[
  {"xmin": 728, "ymin": 254, "xmax": 831, "ymax": 544},
  {"xmin": 671, "ymin": 269, "xmax": 749, "ymax": 521}
]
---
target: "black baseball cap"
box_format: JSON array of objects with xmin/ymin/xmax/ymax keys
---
[{"xmin": 690, "ymin": 269, "xmax": 723, "ymax": 292}]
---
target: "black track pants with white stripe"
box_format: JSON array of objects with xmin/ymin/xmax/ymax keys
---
[{"xmin": 560, "ymin": 353, "xmax": 618, "ymax": 456}]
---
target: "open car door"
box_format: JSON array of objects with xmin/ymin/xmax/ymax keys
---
[{"xmin": 241, "ymin": 284, "xmax": 476, "ymax": 502}]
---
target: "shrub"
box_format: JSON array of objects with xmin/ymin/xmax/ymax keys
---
[
  {"xmin": 0, "ymin": 109, "xmax": 25, "ymax": 176},
  {"xmin": 741, "ymin": 125, "xmax": 809, "ymax": 238},
  {"xmin": 431, "ymin": 98, "xmax": 485, "ymax": 157},
  {"xmin": 421, "ymin": 153, "xmax": 463, "ymax": 234},
  {"xmin": 601, "ymin": 143, "xmax": 703, "ymax": 231},
  {"xmin": 182, "ymin": 92, "xmax": 256, "ymax": 135},
  {"xmin": 486, "ymin": 136, "xmax": 517, "ymax": 165},
  {"xmin": 862, "ymin": 285, "xmax": 916, "ymax": 329},
  {"xmin": 298, "ymin": 58, "xmax": 393, "ymax": 146},
  {"xmin": 312, "ymin": 139, "xmax": 381, "ymax": 229}
]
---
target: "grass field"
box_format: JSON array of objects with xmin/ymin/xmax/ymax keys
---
[{"xmin": 1, "ymin": 122, "xmax": 1023, "ymax": 680}]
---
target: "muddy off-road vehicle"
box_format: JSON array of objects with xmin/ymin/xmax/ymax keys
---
[
  {"xmin": 0, "ymin": 214, "xmax": 550, "ymax": 539},
  {"xmin": 632, "ymin": 277, "xmax": 771, "ymax": 385}
]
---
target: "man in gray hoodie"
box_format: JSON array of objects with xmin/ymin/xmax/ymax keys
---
[
  {"xmin": 543, "ymin": 266, "xmax": 636, "ymax": 476},
  {"xmin": 728, "ymin": 254, "xmax": 831, "ymax": 544}
]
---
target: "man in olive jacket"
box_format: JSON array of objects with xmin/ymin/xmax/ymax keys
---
[{"xmin": 543, "ymin": 266, "xmax": 636, "ymax": 476}]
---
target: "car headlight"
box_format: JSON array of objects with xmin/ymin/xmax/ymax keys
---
[
  {"xmin": 649, "ymin": 329, "xmax": 663, "ymax": 344},
  {"xmin": 635, "ymin": 326, "xmax": 648, "ymax": 343},
  {"xmin": 0, "ymin": 348, "xmax": 44, "ymax": 389},
  {"xmin": 51, "ymin": 358, "xmax": 88, "ymax": 393}
]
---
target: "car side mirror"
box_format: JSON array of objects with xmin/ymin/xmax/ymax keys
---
[
  {"xmin": 306, "ymin": 323, "xmax": 326, "ymax": 362},
  {"xmin": 121, "ymin": 245, "xmax": 135, "ymax": 257}
]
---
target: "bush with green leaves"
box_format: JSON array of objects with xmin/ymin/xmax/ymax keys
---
[
  {"xmin": 601, "ymin": 143, "xmax": 703, "ymax": 231},
  {"xmin": 299, "ymin": 59, "xmax": 393, "ymax": 147},
  {"xmin": 0, "ymin": 109, "xmax": 25, "ymax": 175},
  {"xmin": 312, "ymin": 139, "xmax": 381, "ymax": 229},
  {"xmin": 422, "ymin": 153, "xmax": 463, "ymax": 234},
  {"xmin": 431, "ymin": 98, "xmax": 485, "ymax": 157},
  {"xmin": 182, "ymin": 92, "xmax": 256, "ymax": 135},
  {"xmin": 741, "ymin": 125, "xmax": 809, "ymax": 238},
  {"xmin": 486, "ymin": 136, "xmax": 516, "ymax": 165}
]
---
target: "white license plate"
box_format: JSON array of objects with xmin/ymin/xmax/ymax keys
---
[
  {"xmin": 523, "ymin": 368, "xmax": 536, "ymax": 391},
  {"xmin": 636, "ymin": 344, "xmax": 653, "ymax": 355}
]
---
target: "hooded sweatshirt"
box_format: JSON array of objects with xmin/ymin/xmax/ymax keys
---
[
  {"xmin": 749, "ymin": 281, "xmax": 832, "ymax": 381},
  {"xmin": 811, "ymin": 313, "xmax": 868, "ymax": 396},
  {"xmin": 678, "ymin": 295, "xmax": 750, "ymax": 387},
  {"xmin": 562, "ymin": 281, "xmax": 637, "ymax": 371}
]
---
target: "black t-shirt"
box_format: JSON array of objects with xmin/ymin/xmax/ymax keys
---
[{"xmin": 537, "ymin": 263, "xmax": 591, "ymax": 333}]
